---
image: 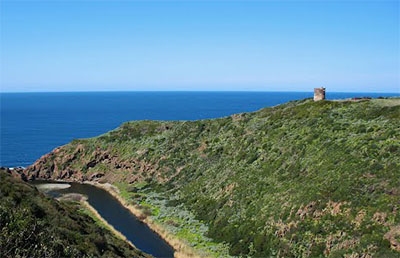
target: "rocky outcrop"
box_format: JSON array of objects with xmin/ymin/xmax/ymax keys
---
[
  {"xmin": 23, "ymin": 143, "xmax": 159, "ymax": 184},
  {"xmin": 23, "ymin": 146, "xmax": 85, "ymax": 181}
]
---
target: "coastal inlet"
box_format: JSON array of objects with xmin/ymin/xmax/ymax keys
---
[{"xmin": 33, "ymin": 181, "xmax": 175, "ymax": 258}]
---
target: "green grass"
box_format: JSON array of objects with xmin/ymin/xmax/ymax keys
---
[{"xmin": 114, "ymin": 180, "xmax": 230, "ymax": 256}]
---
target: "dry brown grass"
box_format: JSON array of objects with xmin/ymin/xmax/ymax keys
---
[{"xmin": 371, "ymin": 98, "xmax": 400, "ymax": 107}]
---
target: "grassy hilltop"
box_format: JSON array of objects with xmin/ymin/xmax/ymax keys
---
[
  {"xmin": 24, "ymin": 98, "xmax": 400, "ymax": 257},
  {"xmin": 0, "ymin": 169, "xmax": 150, "ymax": 258}
]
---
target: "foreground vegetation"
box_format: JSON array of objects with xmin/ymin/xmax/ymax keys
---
[
  {"xmin": 24, "ymin": 98, "xmax": 400, "ymax": 257},
  {"xmin": 0, "ymin": 169, "xmax": 150, "ymax": 258}
]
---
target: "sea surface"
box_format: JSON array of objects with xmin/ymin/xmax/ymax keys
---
[{"xmin": 1, "ymin": 91, "xmax": 398, "ymax": 168}]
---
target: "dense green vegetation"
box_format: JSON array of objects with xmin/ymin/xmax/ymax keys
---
[
  {"xmin": 25, "ymin": 98, "xmax": 400, "ymax": 257},
  {"xmin": 0, "ymin": 170, "xmax": 150, "ymax": 258}
]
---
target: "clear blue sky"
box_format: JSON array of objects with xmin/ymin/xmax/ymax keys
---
[{"xmin": 0, "ymin": 1, "xmax": 399, "ymax": 93}]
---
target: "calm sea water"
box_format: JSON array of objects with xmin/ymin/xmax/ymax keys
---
[{"xmin": 1, "ymin": 91, "xmax": 398, "ymax": 167}]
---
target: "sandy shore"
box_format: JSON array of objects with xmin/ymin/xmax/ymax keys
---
[
  {"xmin": 35, "ymin": 183, "xmax": 71, "ymax": 191},
  {"xmin": 84, "ymin": 181, "xmax": 202, "ymax": 258}
]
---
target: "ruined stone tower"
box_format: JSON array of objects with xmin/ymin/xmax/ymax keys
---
[{"xmin": 314, "ymin": 87, "xmax": 326, "ymax": 101}]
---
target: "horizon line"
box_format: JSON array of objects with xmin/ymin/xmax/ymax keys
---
[{"xmin": 1, "ymin": 89, "xmax": 399, "ymax": 94}]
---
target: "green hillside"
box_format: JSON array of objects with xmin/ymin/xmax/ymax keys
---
[
  {"xmin": 0, "ymin": 169, "xmax": 150, "ymax": 258},
  {"xmin": 24, "ymin": 98, "xmax": 400, "ymax": 257}
]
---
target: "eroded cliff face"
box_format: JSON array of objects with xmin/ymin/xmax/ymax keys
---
[
  {"xmin": 23, "ymin": 143, "xmax": 161, "ymax": 184},
  {"xmin": 23, "ymin": 145, "xmax": 84, "ymax": 181}
]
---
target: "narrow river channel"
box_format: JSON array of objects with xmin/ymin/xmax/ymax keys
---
[{"xmin": 33, "ymin": 182, "xmax": 175, "ymax": 258}]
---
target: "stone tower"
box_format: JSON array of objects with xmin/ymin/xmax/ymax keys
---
[{"xmin": 314, "ymin": 87, "xmax": 326, "ymax": 101}]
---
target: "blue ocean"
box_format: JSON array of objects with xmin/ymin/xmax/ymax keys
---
[{"xmin": 1, "ymin": 91, "xmax": 398, "ymax": 168}]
